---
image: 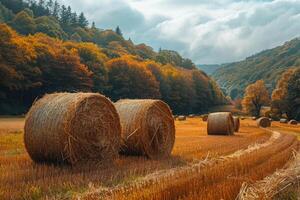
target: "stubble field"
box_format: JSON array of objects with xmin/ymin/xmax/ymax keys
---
[{"xmin": 0, "ymin": 117, "xmax": 299, "ymax": 200}]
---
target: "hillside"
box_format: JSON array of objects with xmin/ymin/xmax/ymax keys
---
[
  {"xmin": 0, "ymin": 0, "xmax": 227, "ymax": 115},
  {"xmin": 212, "ymin": 38, "xmax": 300, "ymax": 99}
]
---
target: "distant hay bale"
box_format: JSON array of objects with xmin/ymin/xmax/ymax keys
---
[
  {"xmin": 178, "ymin": 115, "xmax": 186, "ymax": 121},
  {"xmin": 24, "ymin": 93, "xmax": 121, "ymax": 165},
  {"xmin": 256, "ymin": 117, "xmax": 271, "ymax": 128},
  {"xmin": 188, "ymin": 114, "xmax": 195, "ymax": 118},
  {"xmin": 240, "ymin": 117, "xmax": 246, "ymax": 120},
  {"xmin": 114, "ymin": 99, "xmax": 175, "ymax": 159},
  {"xmin": 207, "ymin": 112, "xmax": 234, "ymax": 135},
  {"xmin": 252, "ymin": 117, "xmax": 257, "ymax": 120},
  {"xmin": 289, "ymin": 120, "xmax": 298, "ymax": 125},
  {"xmin": 202, "ymin": 115, "xmax": 208, "ymax": 122},
  {"xmin": 280, "ymin": 118, "xmax": 288, "ymax": 123},
  {"xmin": 233, "ymin": 117, "xmax": 240, "ymax": 132}
]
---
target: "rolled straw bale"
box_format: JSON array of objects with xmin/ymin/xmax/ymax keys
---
[
  {"xmin": 233, "ymin": 117, "xmax": 240, "ymax": 132},
  {"xmin": 240, "ymin": 117, "xmax": 246, "ymax": 120},
  {"xmin": 24, "ymin": 93, "xmax": 121, "ymax": 165},
  {"xmin": 178, "ymin": 115, "xmax": 186, "ymax": 121},
  {"xmin": 188, "ymin": 114, "xmax": 195, "ymax": 118},
  {"xmin": 207, "ymin": 112, "xmax": 234, "ymax": 135},
  {"xmin": 289, "ymin": 120, "xmax": 298, "ymax": 125},
  {"xmin": 256, "ymin": 117, "xmax": 271, "ymax": 128},
  {"xmin": 114, "ymin": 99, "xmax": 175, "ymax": 159},
  {"xmin": 202, "ymin": 115, "xmax": 208, "ymax": 122},
  {"xmin": 280, "ymin": 118, "xmax": 288, "ymax": 123},
  {"xmin": 252, "ymin": 116, "xmax": 257, "ymax": 120}
]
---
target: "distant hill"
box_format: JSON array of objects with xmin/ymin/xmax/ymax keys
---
[
  {"xmin": 196, "ymin": 64, "xmax": 224, "ymax": 75},
  {"xmin": 212, "ymin": 38, "xmax": 300, "ymax": 99}
]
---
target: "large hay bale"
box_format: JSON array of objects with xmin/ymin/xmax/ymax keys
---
[
  {"xmin": 24, "ymin": 93, "xmax": 121, "ymax": 165},
  {"xmin": 252, "ymin": 116, "xmax": 257, "ymax": 120},
  {"xmin": 256, "ymin": 117, "xmax": 271, "ymax": 128},
  {"xmin": 207, "ymin": 112, "xmax": 234, "ymax": 135},
  {"xmin": 280, "ymin": 118, "xmax": 288, "ymax": 123},
  {"xmin": 289, "ymin": 120, "xmax": 298, "ymax": 125},
  {"xmin": 114, "ymin": 99, "xmax": 175, "ymax": 159},
  {"xmin": 178, "ymin": 115, "xmax": 186, "ymax": 121},
  {"xmin": 233, "ymin": 117, "xmax": 240, "ymax": 132}
]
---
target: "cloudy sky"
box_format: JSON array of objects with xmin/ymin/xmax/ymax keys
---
[{"xmin": 58, "ymin": 0, "xmax": 300, "ymax": 64}]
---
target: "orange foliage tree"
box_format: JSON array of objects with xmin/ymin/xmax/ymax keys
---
[
  {"xmin": 271, "ymin": 68, "xmax": 297, "ymax": 119},
  {"xmin": 242, "ymin": 80, "xmax": 270, "ymax": 117},
  {"xmin": 105, "ymin": 55, "xmax": 161, "ymax": 101}
]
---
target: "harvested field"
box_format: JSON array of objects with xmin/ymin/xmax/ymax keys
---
[{"xmin": 0, "ymin": 117, "xmax": 298, "ymax": 200}]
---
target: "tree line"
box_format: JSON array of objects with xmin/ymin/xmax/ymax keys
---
[
  {"xmin": 241, "ymin": 68, "xmax": 300, "ymax": 121},
  {"xmin": 0, "ymin": 23, "xmax": 227, "ymax": 114}
]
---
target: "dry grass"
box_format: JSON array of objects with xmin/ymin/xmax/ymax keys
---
[
  {"xmin": 0, "ymin": 117, "xmax": 297, "ymax": 200},
  {"xmin": 238, "ymin": 151, "xmax": 300, "ymax": 199}
]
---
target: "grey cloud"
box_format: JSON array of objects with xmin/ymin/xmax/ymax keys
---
[{"xmin": 58, "ymin": 0, "xmax": 300, "ymax": 64}]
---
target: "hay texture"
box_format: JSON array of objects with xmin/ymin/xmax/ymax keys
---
[
  {"xmin": 207, "ymin": 112, "xmax": 234, "ymax": 135},
  {"xmin": 289, "ymin": 120, "xmax": 298, "ymax": 125},
  {"xmin": 114, "ymin": 99, "xmax": 175, "ymax": 159},
  {"xmin": 178, "ymin": 115, "xmax": 186, "ymax": 121},
  {"xmin": 256, "ymin": 117, "xmax": 271, "ymax": 128},
  {"xmin": 280, "ymin": 118, "xmax": 288, "ymax": 123},
  {"xmin": 24, "ymin": 92, "xmax": 121, "ymax": 165},
  {"xmin": 233, "ymin": 117, "xmax": 240, "ymax": 132}
]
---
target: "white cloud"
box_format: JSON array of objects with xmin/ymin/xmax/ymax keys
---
[{"xmin": 57, "ymin": 0, "xmax": 300, "ymax": 64}]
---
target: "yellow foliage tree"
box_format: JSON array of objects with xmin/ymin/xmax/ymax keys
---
[{"xmin": 242, "ymin": 80, "xmax": 270, "ymax": 117}]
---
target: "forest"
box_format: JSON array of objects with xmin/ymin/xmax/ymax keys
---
[{"xmin": 0, "ymin": 0, "xmax": 227, "ymax": 115}]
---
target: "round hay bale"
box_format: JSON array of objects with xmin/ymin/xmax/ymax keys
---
[
  {"xmin": 233, "ymin": 117, "xmax": 240, "ymax": 132},
  {"xmin": 256, "ymin": 117, "xmax": 271, "ymax": 128},
  {"xmin": 188, "ymin": 114, "xmax": 195, "ymax": 118},
  {"xmin": 240, "ymin": 117, "xmax": 246, "ymax": 120},
  {"xmin": 252, "ymin": 116, "xmax": 257, "ymax": 120},
  {"xmin": 114, "ymin": 99, "xmax": 175, "ymax": 159},
  {"xmin": 178, "ymin": 115, "xmax": 186, "ymax": 121},
  {"xmin": 202, "ymin": 115, "xmax": 208, "ymax": 122},
  {"xmin": 24, "ymin": 93, "xmax": 121, "ymax": 165},
  {"xmin": 207, "ymin": 112, "xmax": 234, "ymax": 135},
  {"xmin": 280, "ymin": 118, "xmax": 288, "ymax": 123},
  {"xmin": 289, "ymin": 120, "xmax": 298, "ymax": 125}
]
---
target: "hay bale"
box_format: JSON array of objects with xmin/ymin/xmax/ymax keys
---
[
  {"xmin": 256, "ymin": 117, "xmax": 271, "ymax": 128},
  {"xmin": 240, "ymin": 117, "xmax": 246, "ymax": 120},
  {"xmin": 24, "ymin": 93, "xmax": 121, "ymax": 165},
  {"xmin": 280, "ymin": 118, "xmax": 288, "ymax": 123},
  {"xmin": 207, "ymin": 112, "xmax": 234, "ymax": 135},
  {"xmin": 202, "ymin": 115, "xmax": 208, "ymax": 122},
  {"xmin": 188, "ymin": 114, "xmax": 195, "ymax": 118},
  {"xmin": 114, "ymin": 99, "xmax": 175, "ymax": 159},
  {"xmin": 252, "ymin": 116, "xmax": 257, "ymax": 120},
  {"xmin": 233, "ymin": 117, "xmax": 240, "ymax": 132},
  {"xmin": 178, "ymin": 115, "xmax": 186, "ymax": 121},
  {"xmin": 289, "ymin": 120, "xmax": 298, "ymax": 125}
]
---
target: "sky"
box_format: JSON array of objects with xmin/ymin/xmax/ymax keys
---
[{"xmin": 58, "ymin": 0, "xmax": 300, "ymax": 64}]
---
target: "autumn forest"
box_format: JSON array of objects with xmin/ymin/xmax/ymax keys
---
[{"xmin": 0, "ymin": 0, "xmax": 227, "ymax": 115}]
